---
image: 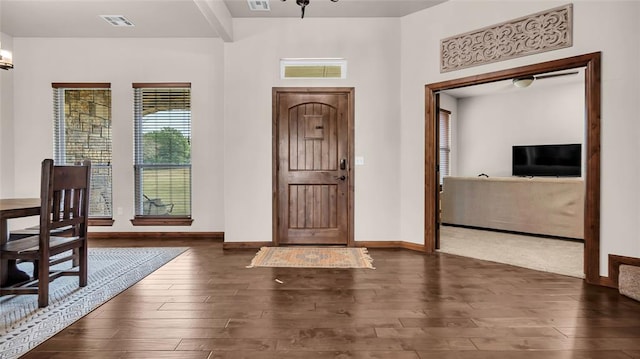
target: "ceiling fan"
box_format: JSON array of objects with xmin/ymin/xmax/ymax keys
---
[
  {"xmin": 512, "ymin": 71, "xmax": 579, "ymax": 88},
  {"xmin": 281, "ymin": 0, "xmax": 339, "ymax": 19}
]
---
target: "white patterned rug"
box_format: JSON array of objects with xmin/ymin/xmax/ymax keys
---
[{"xmin": 0, "ymin": 247, "xmax": 186, "ymax": 359}]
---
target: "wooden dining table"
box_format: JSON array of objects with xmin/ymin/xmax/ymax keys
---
[{"xmin": 0, "ymin": 198, "xmax": 40, "ymax": 286}]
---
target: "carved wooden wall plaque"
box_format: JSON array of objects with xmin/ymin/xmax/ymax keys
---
[{"xmin": 440, "ymin": 4, "xmax": 573, "ymax": 73}]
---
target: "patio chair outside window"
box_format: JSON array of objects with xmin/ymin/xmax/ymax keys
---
[{"xmin": 143, "ymin": 194, "xmax": 174, "ymax": 216}]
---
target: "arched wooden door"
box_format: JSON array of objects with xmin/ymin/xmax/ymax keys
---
[{"xmin": 273, "ymin": 88, "xmax": 354, "ymax": 245}]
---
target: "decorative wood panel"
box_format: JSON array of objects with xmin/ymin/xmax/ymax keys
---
[
  {"xmin": 289, "ymin": 185, "xmax": 338, "ymax": 229},
  {"xmin": 440, "ymin": 4, "xmax": 573, "ymax": 73},
  {"xmin": 303, "ymin": 115, "xmax": 327, "ymax": 140},
  {"xmin": 289, "ymin": 103, "xmax": 337, "ymax": 171}
]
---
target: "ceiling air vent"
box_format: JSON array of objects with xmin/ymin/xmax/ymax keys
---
[
  {"xmin": 248, "ymin": 0, "xmax": 270, "ymax": 11},
  {"xmin": 99, "ymin": 15, "xmax": 135, "ymax": 27}
]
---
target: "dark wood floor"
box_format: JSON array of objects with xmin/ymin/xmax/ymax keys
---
[{"xmin": 21, "ymin": 238, "xmax": 640, "ymax": 359}]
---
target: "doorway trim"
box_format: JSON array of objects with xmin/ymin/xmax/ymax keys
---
[
  {"xmin": 424, "ymin": 52, "xmax": 601, "ymax": 285},
  {"xmin": 272, "ymin": 87, "xmax": 355, "ymax": 247}
]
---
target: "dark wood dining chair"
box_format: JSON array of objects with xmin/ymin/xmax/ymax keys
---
[{"xmin": 0, "ymin": 159, "xmax": 91, "ymax": 307}]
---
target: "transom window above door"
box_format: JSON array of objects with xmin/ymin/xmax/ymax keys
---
[{"xmin": 280, "ymin": 58, "xmax": 347, "ymax": 79}]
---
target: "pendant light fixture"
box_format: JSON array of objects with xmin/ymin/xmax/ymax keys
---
[
  {"xmin": 512, "ymin": 71, "xmax": 580, "ymax": 88},
  {"xmin": 512, "ymin": 76, "xmax": 534, "ymax": 88},
  {"xmin": 282, "ymin": 0, "xmax": 339, "ymax": 19}
]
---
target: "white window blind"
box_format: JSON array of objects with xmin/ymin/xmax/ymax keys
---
[
  {"xmin": 439, "ymin": 109, "xmax": 451, "ymax": 185},
  {"xmin": 53, "ymin": 83, "xmax": 112, "ymax": 219},
  {"xmin": 133, "ymin": 83, "xmax": 192, "ymax": 218}
]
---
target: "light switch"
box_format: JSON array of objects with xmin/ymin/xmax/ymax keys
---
[{"xmin": 355, "ymin": 156, "xmax": 365, "ymax": 165}]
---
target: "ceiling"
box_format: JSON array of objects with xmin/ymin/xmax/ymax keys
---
[
  {"xmin": 0, "ymin": 0, "xmax": 447, "ymax": 38},
  {"xmin": 226, "ymin": 0, "xmax": 446, "ymax": 18}
]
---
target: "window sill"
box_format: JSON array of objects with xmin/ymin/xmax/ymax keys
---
[
  {"xmin": 89, "ymin": 218, "xmax": 115, "ymax": 226},
  {"xmin": 130, "ymin": 216, "xmax": 193, "ymax": 226}
]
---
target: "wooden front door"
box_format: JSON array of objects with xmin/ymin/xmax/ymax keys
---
[{"xmin": 273, "ymin": 88, "xmax": 354, "ymax": 245}]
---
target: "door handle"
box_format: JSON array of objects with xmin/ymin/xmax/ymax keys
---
[
  {"xmin": 340, "ymin": 159, "xmax": 347, "ymax": 170},
  {"xmin": 336, "ymin": 175, "xmax": 346, "ymax": 181}
]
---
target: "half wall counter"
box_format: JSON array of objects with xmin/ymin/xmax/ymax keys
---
[{"xmin": 441, "ymin": 176, "xmax": 584, "ymax": 239}]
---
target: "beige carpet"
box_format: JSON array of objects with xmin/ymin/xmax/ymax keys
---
[{"xmin": 439, "ymin": 225, "xmax": 584, "ymax": 278}]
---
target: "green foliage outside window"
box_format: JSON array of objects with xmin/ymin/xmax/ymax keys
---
[{"xmin": 142, "ymin": 127, "xmax": 191, "ymax": 164}]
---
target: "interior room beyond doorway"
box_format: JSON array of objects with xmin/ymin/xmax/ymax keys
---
[{"xmin": 437, "ymin": 67, "xmax": 586, "ymax": 278}]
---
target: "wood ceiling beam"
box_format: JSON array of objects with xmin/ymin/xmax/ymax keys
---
[{"xmin": 194, "ymin": 0, "xmax": 234, "ymax": 42}]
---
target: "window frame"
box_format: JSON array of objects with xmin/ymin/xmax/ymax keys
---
[
  {"xmin": 131, "ymin": 82, "xmax": 193, "ymax": 226},
  {"xmin": 52, "ymin": 82, "xmax": 114, "ymax": 226},
  {"xmin": 439, "ymin": 108, "xmax": 451, "ymax": 186},
  {"xmin": 280, "ymin": 58, "xmax": 347, "ymax": 79}
]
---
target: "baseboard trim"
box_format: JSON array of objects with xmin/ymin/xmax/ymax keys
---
[
  {"xmin": 355, "ymin": 241, "xmax": 425, "ymax": 252},
  {"xmin": 441, "ymin": 223, "xmax": 583, "ymax": 242},
  {"xmin": 596, "ymin": 276, "xmax": 616, "ymax": 289},
  {"xmin": 608, "ymin": 254, "xmax": 640, "ymax": 288},
  {"xmin": 223, "ymin": 241, "xmax": 273, "ymax": 250},
  {"xmin": 88, "ymin": 231, "xmax": 224, "ymax": 241},
  {"xmin": 221, "ymin": 240, "xmax": 424, "ymax": 252}
]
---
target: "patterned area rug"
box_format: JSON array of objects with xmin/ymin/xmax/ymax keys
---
[
  {"xmin": 0, "ymin": 247, "xmax": 186, "ymax": 359},
  {"xmin": 247, "ymin": 247, "xmax": 375, "ymax": 269}
]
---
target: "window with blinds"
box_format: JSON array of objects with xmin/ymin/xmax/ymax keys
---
[
  {"xmin": 280, "ymin": 58, "xmax": 347, "ymax": 79},
  {"xmin": 53, "ymin": 83, "xmax": 113, "ymax": 222},
  {"xmin": 133, "ymin": 83, "xmax": 192, "ymax": 223},
  {"xmin": 439, "ymin": 109, "xmax": 451, "ymax": 185}
]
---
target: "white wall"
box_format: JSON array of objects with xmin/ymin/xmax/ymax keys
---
[
  {"xmin": 401, "ymin": 0, "xmax": 640, "ymax": 273},
  {"xmin": 10, "ymin": 37, "xmax": 225, "ymax": 233},
  {"xmin": 455, "ymin": 81, "xmax": 584, "ymax": 177},
  {"xmin": 0, "ymin": 32, "xmax": 14, "ymax": 198},
  {"xmin": 224, "ymin": 18, "xmax": 401, "ymax": 242}
]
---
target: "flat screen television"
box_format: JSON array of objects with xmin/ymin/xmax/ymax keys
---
[{"xmin": 512, "ymin": 144, "xmax": 581, "ymax": 177}]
